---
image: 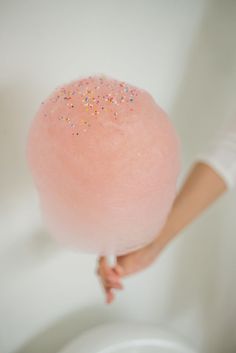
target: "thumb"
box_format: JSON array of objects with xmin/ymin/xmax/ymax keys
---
[{"xmin": 113, "ymin": 263, "xmax": 124, "ymax": 276}]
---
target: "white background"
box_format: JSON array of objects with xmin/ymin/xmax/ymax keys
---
[{"xmin": 1, "ymin": 0, "xmax": 236, "ymax": 352}]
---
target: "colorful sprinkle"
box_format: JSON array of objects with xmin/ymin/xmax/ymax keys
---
[{"xmin": 47, "ymin": 75, "xmax": 139, "ymax": 136}]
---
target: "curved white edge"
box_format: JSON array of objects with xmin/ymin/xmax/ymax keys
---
[
  {"xmin": 57, "ymin": 322, "xmax": 198, "ymax": 353},
  {"xmin": 98, "ymin": 338, "xmax": 196, "ymax": 353}
]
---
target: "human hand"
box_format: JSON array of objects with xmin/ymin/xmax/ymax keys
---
[{"xmin": 96, "ymin": 239, "xmax": 165, "ymax": 304}]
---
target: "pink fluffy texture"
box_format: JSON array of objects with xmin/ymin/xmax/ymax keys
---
[{"xmin": 26, "ymin": 75, "xmax": 181, "ymax": 255}]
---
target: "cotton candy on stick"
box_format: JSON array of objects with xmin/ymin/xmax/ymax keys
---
[{"xmin": 26, "ymin": 75, "xmax": 181, "ymax": 256}]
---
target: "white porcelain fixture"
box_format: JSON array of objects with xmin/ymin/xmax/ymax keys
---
[{"xmin": 58, "ymin": 322, "xmax": 197, "ymax": 353}]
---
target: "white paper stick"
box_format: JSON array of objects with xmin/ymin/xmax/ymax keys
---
[{"xmin": 106, "ymin": 255, "xmax": 116, "ymax": 267}]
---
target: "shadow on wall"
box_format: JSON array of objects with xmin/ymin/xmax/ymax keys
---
[
  {"xmin": 165, "ymin": 0, "xmax": 236, "ymax": 352},
  {"xmin": 0, "ymin": 77, "xmax": 42, "ymax": 202},
  {"xmin": 171, "ymin": 0, "xmax": 236, "ymax": 165},
  {"xmin": 1, "ymin": 225, "xmax": 63, "ymax": 276}
]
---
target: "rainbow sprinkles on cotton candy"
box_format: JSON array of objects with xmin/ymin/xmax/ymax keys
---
[{"xmin": 26, "ymin": 74, "xmax": 181, "ymax": 256}]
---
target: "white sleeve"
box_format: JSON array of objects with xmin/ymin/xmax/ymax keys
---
[{"xmin": 195, "ymin": 117, "xmax": 236, "ymax": 190}]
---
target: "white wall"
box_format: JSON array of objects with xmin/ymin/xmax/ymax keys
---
[{"xmin": 1, "ymin": 0, "xmax": 236, "ymax": 352}]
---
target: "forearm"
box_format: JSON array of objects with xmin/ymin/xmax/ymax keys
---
[{"xmin": 154, "ymin": 161, "xmax": 228, "ymax": 249}]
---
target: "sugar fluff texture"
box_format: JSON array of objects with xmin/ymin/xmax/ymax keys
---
[{"xmin": 26, "ymin": 74, "xmax": 181, "ymax": 255}]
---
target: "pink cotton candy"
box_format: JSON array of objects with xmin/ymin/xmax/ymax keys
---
[{"xmin": 26, "ymin": 75, "xmax": 181, "ymax": 256}]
